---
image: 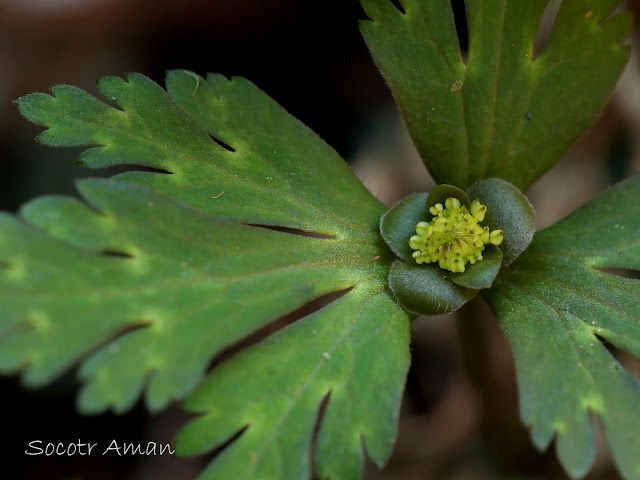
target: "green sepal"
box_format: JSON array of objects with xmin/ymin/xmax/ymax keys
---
[
  {"xmin": 425, "ymin": 184, "xmax": 471, "ymax": 212},
  {"xmin": 466, "ymin": 178, "xmax": 535, "ymax": 265},
  {"xmin": 388, "ymin": 260, "xmax": 477, "ymax": 315},
  {"xmin": 380, "ymin": 186, "xmax": 472, "ymax": 264},
  {"xmin": 380, "ymin": 192, "xmax": 427, "ymax": 262},
  {"xmin": 451, "ymin": 244, "xmax": 503, "ymax": 290}
]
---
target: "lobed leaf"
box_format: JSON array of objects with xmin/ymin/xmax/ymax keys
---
[
  {"xmin": 15, "ymin": 72, "xmax": 380, "ymax": 241},
  {"xmin": 360, "ymin": 0, "xmax": 631, "ymax": 189},
  {"xmin": 1, "ymin": 72, "xmax": 412, "ymax": 478},
  {"xmin": 484, "ymin": 174, "xmax": 640, "ymax": 479},
  {"xmin": 177, "ymin": 280, "xmax": 410, "ymax": 480}
]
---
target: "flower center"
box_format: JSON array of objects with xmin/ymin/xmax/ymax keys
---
[{"xmin": 409, "ymin": 197, "xmax": 503, "ymax": 273}]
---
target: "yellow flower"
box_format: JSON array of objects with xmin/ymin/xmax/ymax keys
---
[{"xmin": 409, "ymin": 198, "xmax": 503, "ymax": 273}]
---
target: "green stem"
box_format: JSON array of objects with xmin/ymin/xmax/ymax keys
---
[{"xmin": 457, "ymin": 297, "xmax": 559, "ymax": 476}]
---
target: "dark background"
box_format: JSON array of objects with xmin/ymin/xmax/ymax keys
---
[{"xmin": 1, "ymin": 1, "xmax": 639, "ymax": 479}]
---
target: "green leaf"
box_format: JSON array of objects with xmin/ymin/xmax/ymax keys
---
[
  {"xmin": 1, "ymin": 72, "xmax": 412, "ymax": 477},
  {"xmin": 451, "ymin": 244, "xmax": 502, "ymax": 289},
  {"xmin": 484, "ymin": 175, "xmax": 640, "ymax": 479},
  {"xmin": 177, "ymin": 280, "xmax": 410, "ymax": 480},
  {"xmin": 380, "ymin": 192, "xmax": 428, "ymax": 262},
  {"xmin": 360, "ymin": 0, "xmax": 631, "ymax": 189},
  {"xmin": 466, "ymin": 178, "xmax": 536, "ymax": 265},
  {"xmin": 15, "ymin": 72, "xmax": 380, "ymax": 241},
  {"xmin": 389, "ymin": 260, "xmax": 477, "ymax": 315}
]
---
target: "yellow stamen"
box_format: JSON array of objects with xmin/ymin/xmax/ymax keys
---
[{"xmin": 408, "ymin": 197, "xmax": 503, "ymax": 273}]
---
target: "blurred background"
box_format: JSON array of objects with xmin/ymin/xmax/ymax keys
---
[{"xmin": 1, "ymin": 1, "xmax": 639, "ymax": 479}]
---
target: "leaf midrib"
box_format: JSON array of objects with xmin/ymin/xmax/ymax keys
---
[
  {"xmin": 501, "ymin": 268, "xmax": 639, "ymax": 324},
  {"xmin": 476, "ymin": 1, "xmax": 507, "ymax": 181},
  {"xmin": 39, "ymin": 107, "xmax": 378, "ymax": 236},
  {"xmin": 495, "ymin": 280, "xmax": 601, "ymax": 414},
  {"xmin": 248, "ymin": 288, "xmax": 385, "ymax": 476},
  {"xmin": 199, "ymin": 79, "xmax": 383, "ymax": 220},
  {"xmin": 0, "ymin": 260, "xmax": 387, "ymax": 300}
]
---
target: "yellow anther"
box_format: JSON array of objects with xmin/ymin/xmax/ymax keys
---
[
  {"xmin": 471, "ymin": 200, "xmax": 487, "ymax": 222},
  {"xmin": 445, "ymin": 197, "xmax": 461, "ymax": 210},
  {"xmin": 429, "ymin": 203, "xmax": 444, "ymax": 216},
  {"xmin": 490, "ymin": 230, "xmax": 504, "ymax": 245},
  {"xmin": 481, "ymin": 226, "xmax": 490, "ymax": 243},
  {"xmin": 415, "ymin": 221, "xmax": 430, "ymax": 236},
  {"xmin": 408, "ymin": 197, "xmax": 503, "ymax": 272}
]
